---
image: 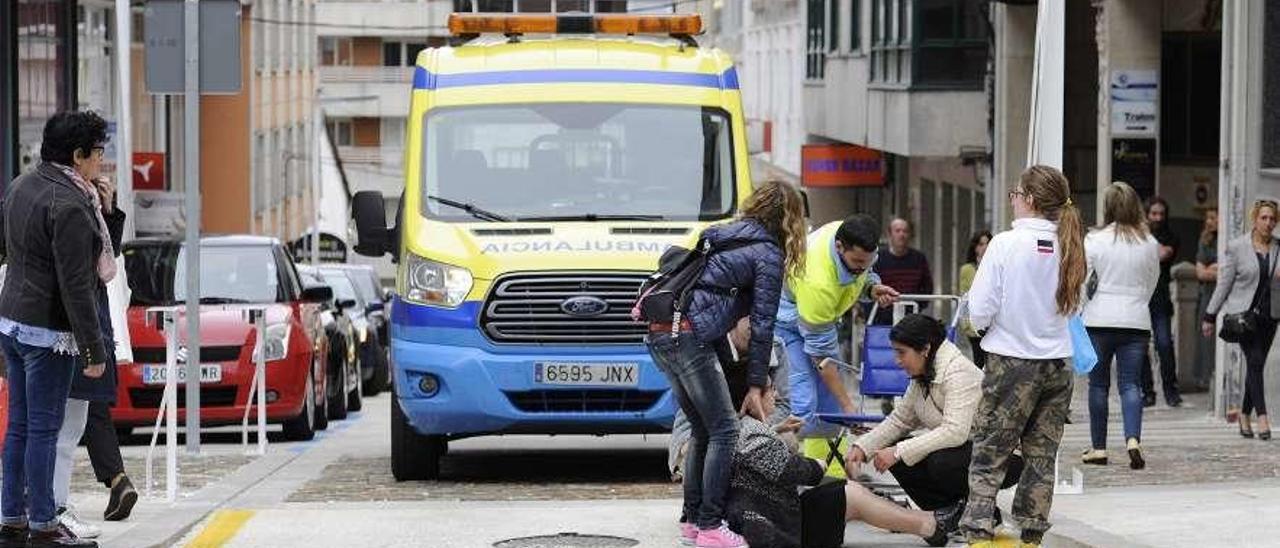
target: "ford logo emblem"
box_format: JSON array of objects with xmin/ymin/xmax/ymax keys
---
[{"xmin": 561, "ymin": 296, "xmax": 609, "ymax": 317}]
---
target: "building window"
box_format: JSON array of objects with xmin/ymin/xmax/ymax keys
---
[
  {"xmin": 871, "ymin": 0, "xmax": 986, "ymax": 88},
  {"xmin": 806, "ymin": 0, "xmax": 826, "ymax": 80},
  {"xmin": 320, "ymin": 37, "xmax": 352, "ymax": 66},
  {"xmin": 828, "ymin": 0, "xmax": 839, "ymax": 52},
  {"xmin": 382, "ymin": 41, "xmax": 401, "ymax": 66},
  {"xmin": 381, "ymin": 118, "xmax": 406, "ymax": 151},
  {"xmin": 1162, "ymin": 33, "xmax": 1220, "ymax": 165},
  {"xmin": 849, "ymin": 0, "xmax": 861, "ymax": 52},
  {"xmin": 255, "ymin": 133, "xmax": 267, "ymax": 213},
  {"xmin": 327, "ymin": 119, "xmax": 353, "ymax": 147},
  {"xmin": 1263, "ymin": 2, "xmax": 1280, "ymax": 168},
  {"xmin": 913, "ymin": 0, "xmax": 985, "ymax": 87},
  {"xmin": 383, "ymin": 41, "xmax": 429, "ymax": 67},
  {"xmin": 870, "ymin": 0, "xmax": 907, "ymax": 84}
]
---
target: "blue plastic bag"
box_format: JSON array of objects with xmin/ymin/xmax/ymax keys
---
[{"xmin": 1068, "ymin": 315, "xmax": 1098, "ymax": 375}]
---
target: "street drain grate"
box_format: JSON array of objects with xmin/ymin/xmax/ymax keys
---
[{"xmin": 493, "ymin": 533, "xmax": 640, "ymax": 548}]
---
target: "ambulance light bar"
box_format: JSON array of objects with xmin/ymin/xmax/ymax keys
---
[{"xmin": 448, "ymin": 13, "xmax": 703, "ymax": 37}]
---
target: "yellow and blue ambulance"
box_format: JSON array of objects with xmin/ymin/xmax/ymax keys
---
[{"xmin": 351, "ymin": 11, "xmax": 756, "ymax": 480}]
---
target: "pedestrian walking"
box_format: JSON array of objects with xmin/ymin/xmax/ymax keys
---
[
  {"xmin": 723, "ymin": 377, "xmax": 962, "ymax": 548},
  {"xmin": 1203, "ymin": 199, "xmax": 1280, "ymax": 441},
  {"xmin": 846, "ymin": 314, "xmax": 1023, "ymax": 514},
  {"xmin": 1080, "ymin": 182, "xmax": 1159, "ymax": 470},
  {"xmin": 1142, "ymin": 197, "xmax": 1183, "ymax": 408},
  {"xmin": 871, "ymin": 218, "xmax": 933, "ymax": 325},
  {"xmin": 959, "ymin": 165, "xmax": 1086, "ymax": 548},
  {"xmin": 51, "ymin": 175, "xmax": 137, "ymax": 538},
  {"xmin": 646, "ymin": 180, "xmax": 807, "ymax": 548},
  {"xmin": 1194, "ymin": 209, "xmax": 1219, "ymax": 391},
  {"xmin": 0, "ymin": 111, "xmax": 112, "ymax": 548},
  {"xmin": 957, "ymin": 231, "xmax": 992, "ymax": 368},
  {"xmin": 774, "ymin": 215, "xmax": 897, "ymax": 450}
]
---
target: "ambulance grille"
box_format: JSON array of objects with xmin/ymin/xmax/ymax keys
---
[{"xmin": 480, "ymin": 272, "xmax": 649, "ymax": 344}]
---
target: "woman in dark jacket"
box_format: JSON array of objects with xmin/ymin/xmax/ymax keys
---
[
  {"xmin": 646, "ymin": 180, "xmax": 807, "ymax": 548},
  {"xmin": 0, "ymin": 111, "xmax": 110, "ymax": 548}
]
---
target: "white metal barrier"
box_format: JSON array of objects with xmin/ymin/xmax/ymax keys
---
[{"xmin": 143, "ymin": 305, "xmax": 271, "ymax": 502}]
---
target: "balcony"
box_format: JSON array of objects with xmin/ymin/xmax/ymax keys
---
[
  {"xmin": 333, "ymin": 147, "xmax": 404, "ymax": 196},
  {"xmin": 319, "ymin": 66, "xmax": 413, "ymax": 84},
  {"xmin": 315, "ymin": 1, "xmax": 451, "ymax": 37},
  {"xmin": 318, "ymin": 67, "xmax": 412, "ymax": 117},
  {"xmin": 336, "ymin": 146, "xmax": 403, "ymax": 167}
]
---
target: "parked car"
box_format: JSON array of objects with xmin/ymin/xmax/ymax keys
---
[
  {"xmin": 317, "ymin": 265, "xmax": 390, "ymax": 395},
  {"xmin": 115, "ymin": 236, "xmax": 333, "ymax": 441},
  {"xmin": 297, "ymin": 264, "xmax": 364, "ymax": 418}
]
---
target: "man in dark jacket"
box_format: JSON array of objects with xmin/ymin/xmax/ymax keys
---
[
  {"xmin": 871, "ymin": 218, "xmax": 933, "ymax": 325},
  {"xmin": 1143, "ymin": 197, "xmax": 1183, "ymax": 408},
  {"xmin": 0, "ymin": 111, "xmax": 109, "ymax": 548}
]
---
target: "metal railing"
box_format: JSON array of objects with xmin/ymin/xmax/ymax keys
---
[
  {"xmin": 336, "ymin": 146, "xmax": 402, "ymax": 165},
  {"xmin": 318, "ymin": 65, "xmax": 414, "ymax": 84}
]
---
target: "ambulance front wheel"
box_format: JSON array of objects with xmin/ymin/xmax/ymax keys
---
[{"xmin": 391, "ymin": 397, "xmax": 443, "ymax": 481}]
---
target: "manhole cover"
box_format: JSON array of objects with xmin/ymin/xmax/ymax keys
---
[{"xmin": 493, "ymin": 533, "xmax": 640, "ymax": 548}]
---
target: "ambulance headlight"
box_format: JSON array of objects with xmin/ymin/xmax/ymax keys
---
[{"xmin": 403, "ymin": 253, "xmax": 473, "ymax": 308}]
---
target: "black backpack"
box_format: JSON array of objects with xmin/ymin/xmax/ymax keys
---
[{"xmin": 631, "ymin": 237, "xmax": 754, "ymax": 334}]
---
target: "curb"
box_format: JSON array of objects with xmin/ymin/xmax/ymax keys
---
[
  {"xmin": 1043, "ymin": 513, "xmax": 1155, "ymax": 548},
  {"xmin": 108, "ymin": 450, "xmax": 304, "ymax": 548}
]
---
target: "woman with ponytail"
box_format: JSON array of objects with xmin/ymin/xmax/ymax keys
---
[
  {"xmin": 958, "ymin": 165, "xmax": 1086, "ymax": 548},
  {"xmin": 846, "ymin": 314, "xmax": 1022, "ymax": 515}
]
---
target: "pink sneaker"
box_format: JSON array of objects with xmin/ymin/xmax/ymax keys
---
[
  {"xmin": 679, "ymin": 522, "xmax": 698, "ymax": 546},
  {"xmin": 695, "ymin": 522, "xmax": 748, "ymax": 548}
]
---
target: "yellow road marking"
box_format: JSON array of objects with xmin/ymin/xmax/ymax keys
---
[{"xmin": 184, "ymin": 509, "xmax": 256, "ymax": 548}]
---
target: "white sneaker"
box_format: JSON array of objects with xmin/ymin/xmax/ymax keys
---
[{"xmin": 57, "ymin": 507, "xmax": 101, "ymax": 539}]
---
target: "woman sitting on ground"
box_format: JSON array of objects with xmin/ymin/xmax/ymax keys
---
[
  {"xmin": 723, "ymin": 369, "xmax": 961, "ymax": 548},
  {"xmin": 846, "ymin": 314, "xmax": 1023, "ymax": 514}
]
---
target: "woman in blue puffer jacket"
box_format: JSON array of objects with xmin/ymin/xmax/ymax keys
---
[{"xmin": 646, "ymin": 180, "xmax": 808, "ymax": 548}]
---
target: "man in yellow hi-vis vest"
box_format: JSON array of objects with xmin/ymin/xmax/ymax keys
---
[{"xmin": 777, "ymin": 215, "xmax": 899, "ymax": 472}]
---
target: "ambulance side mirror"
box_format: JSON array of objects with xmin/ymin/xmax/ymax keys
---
[{"xmin": 352, "ymin": 191, "xmax": 395, "ymax": 258}]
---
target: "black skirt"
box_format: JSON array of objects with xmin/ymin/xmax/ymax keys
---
[{"xmin": 800, "ymin": 479, "xmax": 846, "ymax": 548}]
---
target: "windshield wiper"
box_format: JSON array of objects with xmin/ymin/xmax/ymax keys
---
[
  {"xmin": 426, "ymin": 195, "xmax": 512, "ymax": 222},
  {"xmin": 515, "ymin": 214, "xmax": 666, "ymax": 222}
]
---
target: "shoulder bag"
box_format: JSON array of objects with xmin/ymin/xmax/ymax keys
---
[{"xmin": 1220, "ymin": 247, "xmax": 1278, "ymax": 343}]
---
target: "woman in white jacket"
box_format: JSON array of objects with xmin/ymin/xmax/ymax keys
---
[{"xmin": 1081, "ymin": 182, "xmax": 1160, "ymax": 470}]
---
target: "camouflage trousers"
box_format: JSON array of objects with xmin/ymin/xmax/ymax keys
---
[{"xmin": 959, "ymin": 353, "xmax": 1073, "ymax": 543}]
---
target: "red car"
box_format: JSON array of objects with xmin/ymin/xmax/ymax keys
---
[{"xmin": 113, "ymin": 236, "xmax": 333, "ymax": 441}]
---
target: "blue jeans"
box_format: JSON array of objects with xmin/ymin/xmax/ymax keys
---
[
  {"xmin": 775, "ymin": 319, "xmax": 842, "ymax": 437},
  {"xmin": 1141, "ymin": 306, "xmax": 1181, "ymax": 404},
  {"xmin": 1, "ymin": 334, "xmax": 76, "ymax": 531},
  {"xmin": 647, "ymin": 332, "xmax": 738, "ymax": 529},
  {"xmin": 1087, "ymin": 328, "xmax": 1148, "ymax": 449}
]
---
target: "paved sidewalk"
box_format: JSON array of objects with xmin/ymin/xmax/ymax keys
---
[{"xmin": 1039, "ymin": 382, "xmax": 1280, "ymax": 547}]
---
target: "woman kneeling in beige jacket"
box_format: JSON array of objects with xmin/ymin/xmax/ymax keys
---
[{"xmin": 846, "ymin": 314, "xmax": 1024, "ymax": 513}]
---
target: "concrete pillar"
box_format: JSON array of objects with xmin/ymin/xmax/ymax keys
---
[
  {"xmin": 1215, "ymin": 0, "xmax": 1278, "ymax": 420},
  {"xmin": 991, "ymin": 2, "xmax": 1036, "ymax": 230},
  {"xmin": 1096, "ymin": 0, "xmax": 1161, "ymax": 222}
]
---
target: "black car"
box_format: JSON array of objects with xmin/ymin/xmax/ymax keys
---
[
  {"xmin": 317, "ymin": 265, "xmax": 391, "ymax": 395},
  {"xmin": 297, "ymin": 264, "xmax": 364, "ymax": 419}
]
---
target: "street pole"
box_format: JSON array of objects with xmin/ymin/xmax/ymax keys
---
[
  {"xmin": 114, "ymin": 0, "xmax": 134, "ymax": 240},
  {"xmin": 312, "ymin": 104, "xmax": 321, "ymax": 267},
  {"xmin": 183, "ymin": 0, "xmax": 202, "ymax": 454}
]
